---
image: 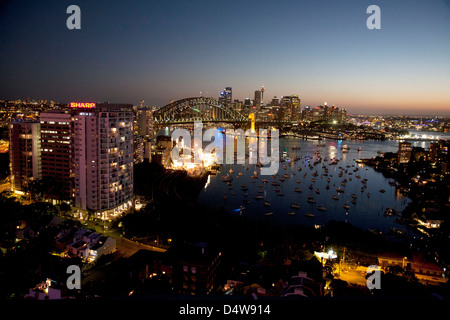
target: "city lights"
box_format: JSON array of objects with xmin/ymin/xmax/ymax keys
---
[{"xmin": 0, "ymin": 0, "xmax": 449, "ymax": 307}]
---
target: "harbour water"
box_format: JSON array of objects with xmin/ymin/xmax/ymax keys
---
[{"xmin": 197, "ymin": 135, "xmax": 447, "ymax": 235}]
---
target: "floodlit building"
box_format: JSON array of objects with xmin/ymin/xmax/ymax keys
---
[
  {"xmin": 219, "ymin": 87, "xmax": 232, "ymax": 107},
  {"xmin": 71, "ymin": 102, "xmax": 134, "ymax": 219}
]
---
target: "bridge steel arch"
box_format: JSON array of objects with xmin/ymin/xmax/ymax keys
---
[{"xmin": 153, "ymin": 97, "xmax": 248, "ymax": 125}]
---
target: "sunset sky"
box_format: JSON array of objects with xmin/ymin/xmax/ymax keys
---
[{"xmin": 1, "ymin": 0, "xmax": 449, "ymax": 115}]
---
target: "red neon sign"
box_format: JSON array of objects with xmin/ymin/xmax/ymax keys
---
[{"xmin": 70, "ymin": 102, "xmax": 96, "ymax": 108}]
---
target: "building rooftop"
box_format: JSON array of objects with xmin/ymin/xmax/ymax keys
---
[
  {"xmin": 90, "ymin": 236, "xmax": 109, "ymax": 250},
  {"xmin": 70, "ymin": 240, "xmax": 87, "ymax": 249}
]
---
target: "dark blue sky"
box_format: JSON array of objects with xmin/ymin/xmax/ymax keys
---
[{"xmin": 1, "ymin": 0, "xmax": 449, "ymax": 115}]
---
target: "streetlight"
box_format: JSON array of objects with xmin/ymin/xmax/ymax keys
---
[{"xmin": 402, "ymin": 257, "xmax": 407, "ymax": 269}]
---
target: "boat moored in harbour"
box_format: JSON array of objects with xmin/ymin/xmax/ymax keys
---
[{"xmin": 221, "ymin": 175, "xmax": 233, "ymax": 182}]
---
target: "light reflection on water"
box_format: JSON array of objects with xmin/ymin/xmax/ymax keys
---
[{"xmin": 198, "ymin": 137, "xmax": 416, "ymax": 234}]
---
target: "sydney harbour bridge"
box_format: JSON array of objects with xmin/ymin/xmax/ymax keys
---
[
  {"xmin": 152, "ymin": 96, "xmax": 316, "ymax": 140},
  {"xmin": 153, "ymin": 96, "xmax": 249, "ymax": 127}
]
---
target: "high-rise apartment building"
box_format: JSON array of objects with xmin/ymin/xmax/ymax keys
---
[
  {"xmin": 136, "ymin": 106, "xmax": 155, "ymax": 139},
  {"xmin": 9, "ymin": 121, "xmax": 41, "ymax": 194},
  {"xmin": 398, "ymin": 141, "xmax": 412, "ymax": 164},
  {"xmin": 71, "ymin": 102, "xmax": 134, "ymax": 219}
]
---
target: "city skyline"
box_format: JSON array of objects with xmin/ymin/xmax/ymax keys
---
[
  {"xmin": 1, "ymin": 0, "xmax": 449, "ymax": 116},
  {"xmin": 1, "ymin": 1, "xmax": 450, "ymax": 303}
]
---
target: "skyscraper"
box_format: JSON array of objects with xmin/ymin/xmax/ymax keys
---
[
  {"xmin": 219, "ymin": 87, "xmax": 232, "ymax": 106},
  {"xmin": 71, "ymin": 102, "xmax": 134, "ymax": 219},
  {"xmin": 271, "ymin": 96, "xmax": 279, "ymax": 107},
  {"xmin": 280, "ymin": 95, "xmax": 301, "ymax": 121},
  {"xmin": 260, "ymin": 86, "xmax": 265, "ymax": 106},
  {"xmin": 254, "ymin": 90, "xmax": 262, "ymax": 110},
  {"xmin": 40, "ymin": 110, "xmax": 73, "ymax": 202},
  {"xmin": 243, "ymin": 98, "xmax": 252, "ymax": 115},
  {"xmin": 9, "ymin": 121, "xmax": 41, "ymax": 194}
]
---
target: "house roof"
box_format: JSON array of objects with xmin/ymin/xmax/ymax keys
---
[
  {"xmin": 75, "ymin": 228, "xmax": 94, "ymax": 237},
  {"xmin": 88, "ymin": 233, "xmax": 102, "ymax": 241},
  {"xmin": 70, "ymin": 240, "xmax": 87, "ymax": 249},
  {"xmin": 90, "ymin": 236, "xmax": 109, "ymax": 250}
]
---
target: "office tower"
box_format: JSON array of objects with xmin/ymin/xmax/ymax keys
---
[
  {"xmin": 260, "ymin": 86, "xmax": 265, "ymax": 106},
  {"xmin": 233, "ymin": 99, "xmax": 243, "ymax": 112},
  {"xmin": 9, "ymin": 121, "xmax": 41, "ymax": 194},
  {"xmin": 254, "ymin": 90, "xmax": 262, "ymax": 110},
  {"xmin": 398, "ymin": 141, "xmax": 412, "ymax": 164},
  {"xmin": 340, "ymin": 108, "xmax": 347, "ymax": 124},
  {"xmin": 243, "ymin": 98, "xmax": 252, "ymax": 115},
  {"xmin": 219, "ymin": 87, "xmax": 232, "ymax": 106},
  {"xmin": 271, "ymin": 96, "xmax": 279, "ymax": 107},
  {"xmin": 40, "ymin": 111, "xmax": 73, "ymax": 202},
  {"xmin": 71, "ymin": 102, "xmax": 134, "ymax": 219},
  {"xmin": 280, "ymin": 95, "xmax": 301, "ymax": 121}
]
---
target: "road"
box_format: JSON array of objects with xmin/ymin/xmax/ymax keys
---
[
  {"xmin": 81, "ymin": 223, "xmax": 167, "ymax": 286},
  {"xmin": 0, "ymin": 181, "xmax": 10, "ymax": 193},
  {"xmin": 112, "ymin": 233, "xmax": 166, "ymax": 258},
  {"xmin": 335, "ymin": 262, "xmax": 448, "ymax": 287},
  {"xmin": 83, "ymin": 220, "xmax": 166, "ymax": 258},
  {"xmin": 335, "ymin": 263, "xmax": 368, "ymax": 287}
]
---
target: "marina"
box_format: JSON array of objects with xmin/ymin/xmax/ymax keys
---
[{"xmin": 198, "ymin": 137, "xmax": 423, "ymax": 234}]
